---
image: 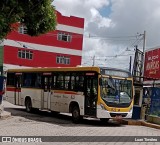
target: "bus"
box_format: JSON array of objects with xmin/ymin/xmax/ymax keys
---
[{"xmin": 6, "ymin": 66, "xmax": 134, "ymax": 123}]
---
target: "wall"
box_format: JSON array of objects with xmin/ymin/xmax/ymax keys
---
[{"xmin": 4, "ymin": 46, "xmax": 81, "ymax": 67}]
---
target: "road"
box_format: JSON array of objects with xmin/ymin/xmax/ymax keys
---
[{"xmin": 0, "ymin": 101, "xmax": 160, "ymax": 145}]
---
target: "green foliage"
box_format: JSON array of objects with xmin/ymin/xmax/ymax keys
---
[{"xmin": 0, "ymin": 0, "xmax": 56, "ymax": 39}]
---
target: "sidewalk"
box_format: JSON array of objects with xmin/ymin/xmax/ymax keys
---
[
  {"xmin": 0, "ymin": 103, "xmax": 11, "ymax": 119},
  {"xmin": 0, "ymin": 111, "xmax": 11, "ymax": 119},
  {"xmin": 121, "ymin": 119, "xmax": 160, "ymax": 130}
]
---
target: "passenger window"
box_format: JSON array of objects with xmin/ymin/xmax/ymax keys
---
[
  {"xmin": 64, "ymin": 74, "xmax": 70, "ymax": 90},
  {"xmin": 57, "ymin": 74, "xmax": 64, "ymax": 89},
  {"xmin": 71, "ymin": 75, "xmax": 76, "ymax": 90}
]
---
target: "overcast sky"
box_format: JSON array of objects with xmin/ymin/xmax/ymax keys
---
[{"xmin": 53, "ymin": 0, "xmax": 160, "ymax": 70}]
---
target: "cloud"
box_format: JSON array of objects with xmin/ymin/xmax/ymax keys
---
[
  {"xmin": 53, "ymin": 0, "xmax": 110, "ymax": 26},
  {"xmin": 53, "ymin": 0, "xmax": 160, "ymax": 69}
]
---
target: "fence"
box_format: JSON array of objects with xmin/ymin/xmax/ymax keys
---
[{"xmin": 143, "ymin": 87, "xmax": 160, "ymax": 117}]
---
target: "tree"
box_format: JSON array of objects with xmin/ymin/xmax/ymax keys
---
[{"xmin": 0, "ymin": 0, "xmax": 57, "ymax": 39}]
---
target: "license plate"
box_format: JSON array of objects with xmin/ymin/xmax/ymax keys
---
[
  {"xmin": 113, "ymin": 115, "xmax": 122, "ymax": 121},
  {"xmin": 116, "ymin": 115, "xmax": 122, "ymax": 118}
]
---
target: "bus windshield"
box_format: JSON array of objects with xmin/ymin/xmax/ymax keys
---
[{"xmin": 100, "ymin": 76, "xmax": 132, "ymax": 107}]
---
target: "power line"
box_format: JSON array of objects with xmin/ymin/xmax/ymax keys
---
[
  {"xmin": 82, "ymin": 53, "xmax": 135, "ymax": 59},
  {"xmin": 45, "ymin": 32, "xmax": 139, "ymax": 41}
]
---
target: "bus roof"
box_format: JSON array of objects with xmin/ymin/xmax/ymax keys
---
[
  {"xmin": 7, "ymin": 66, "xmax": 132, "ymax": 78},
  {"xmin": 7, "ymin": 66, "xmax": 100, "ymax": 73}
]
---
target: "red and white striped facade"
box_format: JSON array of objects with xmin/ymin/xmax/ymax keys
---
[{"xmin": 3, "ymin": 11, "xmax": 84, "ymax": 70}]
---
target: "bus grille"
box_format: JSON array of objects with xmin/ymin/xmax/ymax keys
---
[{"xmin": 110, "ymin": 113, "xmax": 127, "ymax": 117}]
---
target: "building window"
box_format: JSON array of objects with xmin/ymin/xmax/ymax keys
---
[
  {"xmin": 57, "ymin": 32, "xmax": 72, "ymax": 42},
  {"xmin": 56, "ymin": 56, "xmax": 70, "ymax": 64},
  {"xmin": 18, "ymin": 25, "xmax": 27, "ymax": 34},
  {"xmin": 18, "ymin": 49, "xmax": 33, "ymax": 60}
]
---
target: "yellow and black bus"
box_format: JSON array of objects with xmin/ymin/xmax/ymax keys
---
[{"xmin": 6, "ymin": 66, "xmax": 134, "ymax": 123}]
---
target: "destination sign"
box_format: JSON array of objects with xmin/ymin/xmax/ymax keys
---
[
  {"xmin": 15, "ymin": 73, "xmax": 22, "ymax": 75},
  {"xmin": 100, "ymin": 68, "xmax": 131, "ymax": 78},
  {"xmin": 43, "ymin": 72, "xmax": 52, "ymax": 75}
]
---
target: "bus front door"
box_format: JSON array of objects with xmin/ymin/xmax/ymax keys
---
[
  {"xmin": 84, "ymin": 76, "xmax": 97, "ymax": 117},
  {"xmin": 15, "ymin": 74, "xmax": 22, "ymax": 105},
  {"xmin": 42, "ymin": 75, "xmax": 52, "ymax": 110}
]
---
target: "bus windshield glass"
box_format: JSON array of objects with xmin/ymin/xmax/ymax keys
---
[{"xmin": 100, "ymin": 77, "xmax": 132, "ymax": 107}]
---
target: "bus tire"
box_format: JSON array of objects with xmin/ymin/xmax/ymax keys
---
[
  {"xmin": 72, "ymin": 106, "xmax": 81, "ymax": 123},
  {"xmin": 25, "ymin": 98, "xmax": 32, "ymax": 113},
  {"xmin": 100, "ymin": 118, "xmax": 109, "ymax": 124}
]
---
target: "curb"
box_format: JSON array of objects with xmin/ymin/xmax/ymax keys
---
[
  {"xmin": 141, "ymin": 121, "xmax": 160, "ymax": 130},
  {"xmin": 122, "ymin": 119, "xmax": 160, "ymax": 130},
  {"xmin": 0, "ymin": 111, "xmax": 11, "ymax": 119}
]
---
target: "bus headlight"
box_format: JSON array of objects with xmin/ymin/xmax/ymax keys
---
[{"xmin": 100, "ymin": 103, "xmax": 106, "ymax": 110}]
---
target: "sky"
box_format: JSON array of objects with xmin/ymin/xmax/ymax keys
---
[{"xmin": 53, "ymin": 0, "xmax": 160, "ymax": 70}]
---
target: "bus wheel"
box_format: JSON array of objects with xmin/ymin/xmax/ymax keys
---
[
  {"xmin": 100, "ymin": 118, "xmax": 109, "ymax": 124},
  {"xmin": 72, "ymin": 106, "xmax": 81, "ymax": 123},
  {"xmin": 25, "ymin": 99, "xmax": 32, "ymax": 113}
]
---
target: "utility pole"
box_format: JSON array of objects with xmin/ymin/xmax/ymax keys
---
[
  {"xmin": 142, "ymin": 30, "xmax": 146, "ymax": 55},
  {"xmin": 142, "ymin": 31, "xmax": 146, "ymax": 80},
  {"xmin": 92, "ymin": 55, "xmax": 95, "ymax": 66},
  {"xmin": 129, "ymin": 56, "xmax": 132, "ymax": 73}
]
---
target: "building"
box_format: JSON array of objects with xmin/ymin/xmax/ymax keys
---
[
  {"xmin": 142, "ymin": 47, "xmax": 160, "ymax": 118},
  {"xmin": 144, "ymin": 46, "xmax": 160, "ymax": 86},
  {"xmin": 0, "ymin": 11, "xmax": 84, "ymax": 74}
]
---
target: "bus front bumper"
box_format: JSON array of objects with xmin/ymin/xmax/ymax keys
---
[{"xmin": 97, "ymin": 105, "xmax": 133, "ymax": 119}]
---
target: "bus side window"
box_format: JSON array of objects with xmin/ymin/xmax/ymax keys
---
[
  {"xmin": 78, "ymin": 76, "xmax": 84, "ymax": 92},
  {"xmin": 56, "ymin": 73, "xmax": 64, "ymax": 89},
  {"xmin": 70, "ymin": 75, "xmax": 75, "ymax": 90},
  {"xmin": 43, "ymin": 77, "xmax": 47, "ymax": 91},
  {"xmin": 74, "ymin": 76, "xmax": 79, "ymax": 91},
  {"xmin": 23, "ymin": 75, "xmax": 29, "ymax": 87},
  {"xmin": 68, "ymin": 80, "xmax": 71, "ymax": 90},
  {"xmin": 64, "ymin": 74, "xmax": 70, "ymax": 90},
  {"xmin": 52, "ymin": 75, "xmax": 56, "ymax": 89},
  {"xmin": 7, "ymin": 73, "xmax": 15, "ymax": 86},
  {"xmin": 23, "ymin": 73, "xmax": 35, "ymax": 87},
  {"xmin": 35, "ymin": 74, "xmax": 41, "ymax": 88},
  {"xmin": 24, "ymin": 79, "xmax": 31, "ymax": 87},
  {"xmin": 16, "ymin": 75, "xmax": 22, "ymax": 88}
]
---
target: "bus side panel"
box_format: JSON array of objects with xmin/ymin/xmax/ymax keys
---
[
  {"xmin": 21, "ymin": 88, "xmax": 42, "ymax": 109},
  {"xmin": 58, "ymin": 93, "xmax": 84, "ymax": 114},
  {"xmin": 50, "ymin": 91, "xmax": 85, "ymax": 115},
  {"xmin": 50, "ymin": 91, "xmax": 61, "ymax": 112},
  {"xmin": 6, "ymin": 90, "xmax": 15, "ymax": 105},
  {"xmin": 55, "ymin": 92, "xmax": 70, "ymax": 113},
  {"xmin": 6, "ymin": 87, "xmax": 22, "ymax": 105}
]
